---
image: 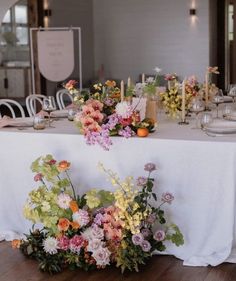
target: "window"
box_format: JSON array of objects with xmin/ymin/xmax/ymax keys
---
[{"xmin": 0, "ymin": 0, "xmax": 29, "ymax": 46}]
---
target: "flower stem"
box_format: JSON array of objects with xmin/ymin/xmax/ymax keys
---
[{"xmin": 65, "ymin": 170, "xmax": 76, "ymax": 200}]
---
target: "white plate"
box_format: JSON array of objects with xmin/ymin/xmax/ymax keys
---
[
  {"xmin": 224, "ymin": 112, "xmax": 236, "ymax": 121},
  {"xmin": 204, "ymin": 120, "xmax": 236, "ymax": 134}
]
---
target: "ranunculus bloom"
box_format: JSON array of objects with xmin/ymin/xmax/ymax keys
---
[
  {"xmin": 70, "ymin": 221, "xmax": 80, "ymax": 230},
  {"xmin": 80, "ymin": 116, "xmax": 96, "ymax": 127},
  {"xmin": 132, "ymin": 233, "xmax": 144, "ymax": 246},
  {"xmin": 65, "ymin": 80, "xmax": 77, "ymax": 90},
  {"xmin": 153, "ymin": 230, "xmax": 166, "ymax": 241},
  {"xmin": 34, "ymin": 173, "xmax": 43, "ymax": 182},
  {"xmin": 57, "ymin": 160, "xmax": 71, "ymax": 172},
  {"xmin": 105, "ymin": 80, "xmax": 116, "ymax": 88},
  {"xmin": 144, "ymin": 163, "xmax": 157, "ymax": 172},
  {"xmin": 82, "ymin": 105, "xmax": 95, "ymax": 115},
  {"xmin": 57, "ymin": 235, "xmax": 70, "ymax": 250},
  {"xmin": 137, "ymin": 176, "xmax": 148, "ymax": 186},
  {"xmin": 69, "ymin": 200, "xmax": 79, "ymax": 213},
  {"xmin": 141, "ymin": 240, "xmax": 151, "ymax": 252},
  {"xmin": 47, "ymin": 159, "xmax": 56, "ymax": 165},
  {"xmin": 161, "ymin": 192, "xmax": 174, "ymax": 204},
  {"xmin": 90, "ymin": 110, "xmax": 104, "ymax": 123},
  {"xmin": 58, "ymin": 218, "xmax": 70, "ymax": 232},
  {"xmin": 12, "ymin": 239, "xmax": 21, "ymax": 249}
]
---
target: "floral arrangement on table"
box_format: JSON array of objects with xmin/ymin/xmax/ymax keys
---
[
  {"xmin": 63, "ymin": 80, "xmax": 85, "ymax": 107},
  {"xmin": 12, "ymin": 155, "xmax": 184, "ymax": 274},
  {"xmin": 63, "ymin": 79, "xmax": 155, "ymax": 150},
  {"xmin": 199, "ymin": 67, "xmax": 219, "ymax": 103},
  {"xmin": 160, "ymin": 74, "xmax": 199, "ymax": 118}
]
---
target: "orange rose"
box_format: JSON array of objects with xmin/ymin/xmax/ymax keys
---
[
  {"xmin": 70, "ymin": 221, "xmax": 80, "ymax": 230},
  {"xmin": 57, "ymin": 218, "xmax": 70, "ymax": 232},
  {"xmin": 69, "ymin": 200, "xmax": 79, "ymax": 213},
  {"xmin": 57, "ymin": 160, "xmax": 71, "ymax": 172},
  {"xmin": 12, "ymin": 239, "xmax": 21, "ymax": 249},
  {"xmin": 105, "ymin": 80, "xmax": 116, "ymax": 88}
]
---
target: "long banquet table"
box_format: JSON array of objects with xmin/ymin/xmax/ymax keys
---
[{"xmin": 1, "ymin": 116, "xmax": 236, "ymax": 267}]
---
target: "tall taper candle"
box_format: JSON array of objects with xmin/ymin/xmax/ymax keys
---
[
  {"xmin": 127, "ymin": 77, "xmax": 131, "ymax": 88},
  {"xmin": 120, "ymin": 80, "xmax": 124, "ymax": 102},
  {"xmin": 205, "ymin": 72, "xmax": 209, "ymax": 108},
  {"xmin": 142, "ymin": 73, "xmax": 145, "ymax": 83},
  {"xmin": 181, "ymin": 79, "xmax": 186, "ymax": 121}
]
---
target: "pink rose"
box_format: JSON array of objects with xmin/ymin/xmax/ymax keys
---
[{"xmin": 153, "ymin": 230, "xmax": 166, "ymax": 241}]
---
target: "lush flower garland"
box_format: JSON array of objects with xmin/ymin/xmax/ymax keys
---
[{"xmin": 12, "ymin": 155, "xmax": 184, "ymax": 274}]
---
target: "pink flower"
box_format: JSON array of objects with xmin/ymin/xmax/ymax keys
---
[
  {"xmin": 47, "ymin": 159, "xmax": 56, "ymax": 165},
  {"xmin": 146, "ymin": 213, "xmax": 156, "ymax": 224},
  {"xmin": 87, "ymin": 122, "xmax": 102, "ymax": 133},
  {"xmin": 34, "ymin": 173, "xmax": 43, "ymax": 182},
  {"xmin": 137, "ymin": 177, "xmax": 148, "ymax": 186},
  {"xmin": 92, "ymin": 247, "xmax": 111, "ymax": 266},
  {"xmin": 69, "ymin": 235, "xmax": 85, "ymax": 253},
  {"xmin": 86, "ymin": 99, "xmax": 103, "ymax": 111},
  {"xmin": 65, "ymin": 80, "xmax": 77, "ymax": 90},
  {"xmin": 82, "ymin": 105, "xmax": 95, "ymax": 115},
  {"xmin": 90, "ymin": 110, "xmax": 104, "ymax": 123},
  {"xmin": 72, "ymin": 209, "xmax": 90, "ymax": 227},
  {"xmin": 161, "ymin": 192, "xmax": 174, "ymax": 204},
  {"xmin": 164, "ymin": 74, "xmax": 177, "ymax": 81},
  {"xmin": 80, "ymin": 116, "xmax": 96, "ymax": 127},
  {"xmin": 57, "ymin": 235, "xmax": 70, "ymax": 250},
  {"xmin": 153, "ymin": 230, "xmax": 166, "ymax": 241}
]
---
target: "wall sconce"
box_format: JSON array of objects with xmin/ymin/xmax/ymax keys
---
[
  {"xmin": 44, "ymin": 9, "xmax": 52, "ymax": 17},
  {"xmin": 189, "ymin": 8, "xmax": 196, "ymax": 16}
]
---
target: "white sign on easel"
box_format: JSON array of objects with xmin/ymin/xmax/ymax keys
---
[
  {"xmin": 37, "ymin": 30, "xmax": 74, "ymax": 82},
  {"xmin": 30, "ymin": 27, "xmax": 82, "ymax": 95}
]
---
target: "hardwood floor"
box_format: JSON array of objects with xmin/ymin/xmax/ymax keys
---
[{"xmin": 1, "ymin": 242, "xmax": 236, "ymax": 281}]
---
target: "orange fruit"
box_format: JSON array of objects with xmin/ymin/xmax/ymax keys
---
[{"xmin": 137, "ymin": 127, "xmax": 149, "ymax": 137}]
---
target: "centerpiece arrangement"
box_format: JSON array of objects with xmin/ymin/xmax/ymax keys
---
[
  {"xmin": 63, "ymin": 80, "xmax": 155, "ymax": 150},
  {"xmin": 13, "ymin": 155, "xmax": 184, "ymax": 274}
]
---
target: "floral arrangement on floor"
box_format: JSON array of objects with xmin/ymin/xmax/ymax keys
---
[
  {"xmin": 13, "ymin": 155, "xmax": 184, "ymax": 274},
  {"xmin": 160, "ymin": 74, "xmax": 199, "ymax": 118}
]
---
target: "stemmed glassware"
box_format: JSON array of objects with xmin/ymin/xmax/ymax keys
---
[
  {"xmin": 190, "ymin": 98, "xmax": 205, "ymax": 129},
  {"xmin": 200, "ymin": 113, "xmax": 213, "ymax": 130},
  {"xmin": 212, "ymin": 89, "xmax": 224, "ymax": 118},
  {"xmin": 42, "ymin": 96, "xmax": 57, "ymax": 127},
  {"xmin": 228, "ymin": 86, "xmax": 236, "ymax": 103}
]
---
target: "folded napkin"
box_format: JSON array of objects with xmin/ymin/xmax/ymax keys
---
[
  {"xmin": 0, "ymin": 117, "xmax": 34, "ymax": 128},
  {"xmin": 224, "ymin": 96, "xmax": 233, "ymax": 102},
  {"xmin": 36, "ymin": 110, "xmax": 49, "ymax": 117},
  {"xmin": 51, "ymin": 109, "xmax": 68, "ymax": 118}
]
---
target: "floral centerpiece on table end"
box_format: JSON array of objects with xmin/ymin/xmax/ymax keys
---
[{"xmin": 12, "ymin": 155, "xmax": 184, "ymax": 274}]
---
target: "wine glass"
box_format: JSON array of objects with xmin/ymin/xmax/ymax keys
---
[
  {"xmin": 200, "ymin": 113, "xmax": 213, "ymax": 130},
  {"xmin": 222, "ymin": 104, "xmax": 233, "ymax": 119},
  {"xmin": 228, "ymin": 86, "xmax": 236, "ymax": 103},
  {"xmin": 212, "ymin": 89, "xmax": 224, "ymax": 118},
  {"xmin": 190, "ymin": 98, "xmax": 205, "ymax": 129},
  {"xmin": 42, "ymin": 96, "xmax": 57, "ymax": 127}
]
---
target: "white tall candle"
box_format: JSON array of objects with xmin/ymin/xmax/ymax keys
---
[
  {"xmin": 142, "ymin": 73, "xmax": 145, "ymax": 83},
  {"xmin": 127, "ymin": 77, "xmax": 131, "ymax": 88},
  {"xmin": 120, "ymin": 80, "xmax": 124, "ymax": 102},
  {"xmin": 205, "ymin": 72, "xmax": 209, "ymax": 107},
  {"xmin": 181, "ymin": 79, "xmax": 186, "ymax": 121}
]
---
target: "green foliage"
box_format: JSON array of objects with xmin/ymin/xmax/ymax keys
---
[{"xmin": 166, "ymin": 224, "xmax": 184, "ymax": 247}]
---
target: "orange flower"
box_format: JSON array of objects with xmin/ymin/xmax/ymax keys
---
[
  {"xmin": 12, "ymin": 239, "xmax": 21, "ymax": 249},
  {"xmin": 57, "ymin": 160, "xmax": 71, "ymax": 172},
  {"xmin": 69, "ymin": 200, "xmax": 79, "ymax": 213},
  {"xmin": 70, "ymin": 221, "xmax": 80, "ymax": 230},
  {"xmin": 57, "ymin": 218, "xmax": 70, "ymax": 232},
  {"xmin": 105, "ymin": 80, "xmax": 116, "ymax": 88}
]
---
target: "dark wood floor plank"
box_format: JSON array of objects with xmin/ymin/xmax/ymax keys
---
[{"xmin": 1, "ymin": 242, "xmax": 236, "ymax": 281}]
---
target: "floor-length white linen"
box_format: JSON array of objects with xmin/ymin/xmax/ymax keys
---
[{"xmin": 1, "ymin": 118, "xmax": 236, "ymax": 266}]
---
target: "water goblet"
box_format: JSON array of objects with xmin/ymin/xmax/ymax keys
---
[
  {"xmin": 228, "ymin": 86, "xmax": 236, "ymax": 103},
  {"xmin": 190, "ymin": 98, "xmax": 204, "ymax": 129},
  {"xmin": 212, "ymin": 94, "xmax": 224, "ymax": 118},
  {"xmin": 200, "ymin": 113, "xmax": 213, "ymax": 130},
  {"xmin": 222, "ymin": 104, "xmax": 233, "ymax": 119},
  {"xmin": 67, "ymin": 108, "xmax": 78, "ymax": 121},
  {"xmin": 42, "ymin": 96, "xmax": 57, "ymax": 127}
]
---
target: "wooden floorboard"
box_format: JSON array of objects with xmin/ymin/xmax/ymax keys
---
[{"xmin": 1, "ymin": 242, "xmax": 236, "ymax": 281}]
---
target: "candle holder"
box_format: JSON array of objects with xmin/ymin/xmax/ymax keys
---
[{"xmin": 178, "ymin": 115, "xmax": 189, "ymax": 125}]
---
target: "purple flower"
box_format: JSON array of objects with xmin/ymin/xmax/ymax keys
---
[
  {"xmin": 144, "ymin": 163, "xmax": 157, "ymax": 172},
  {"xmin": 137, "ymin": 177, "xmax": 148, "ymax": 186},
  {"xmin": 118, "ymin": 126, "xmax": 134, "ymax": 138},
  {"xmin": 85, "ymin": 129, "xmax": 113, "ymax": 151},
  {"xmin": 153, "ymin": 230, "xmax": 166, "ymax": 241},
  {"xmin": 141, "ymin": 240, "xmax": 151, "ymax": 252},
  {"xmin": 132, "ymin": 233, "xmax": 144, "ymax": 245},
  {"xmin": 94, "ymin": 213, "xmax": 104, "ymax": 226},
  {"xmin": 146, "ymin": 213, "xmax": 156, "ymax": 224},
  {"xmin": 104, "ymin": 98, "xmax": 115, "ymax": 107},
  {"xmin": 161, "ymin": 192, "xmax": 174, "ymax": 204},
  {"xmin": 141, "ymin": 228, "xmax": 151, "ymax": 238}
]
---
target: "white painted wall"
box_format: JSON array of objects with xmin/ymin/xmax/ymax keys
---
[{"xmin": 93, "ymin": 0, "xmax": 210, "ymax": 82}]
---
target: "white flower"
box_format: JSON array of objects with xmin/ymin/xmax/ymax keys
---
[
  {"xmin": 82, "ymin": 225, "xmax": 104, "ymax": 241},
  {"xmin": 154, "ymin": 67, "xmax": 162, "ymax": 73},
  {"xmin": 146, "ymin": 77, "xmax": 155, "ymax": 84},
  {"xmin": 134, "ymin": 83, "xmax": 145, "ymax": 97},
  {"xmin": 73, "ymin": 209, "xmax": 90, "ymax": 227},
  {"xmin": 115, "ymin": 101, "xmax": 133, "ymax": 119},
  {"xmin": 92, "ymin": 247, "xmax": 111, "ymax": 266},
  {"xmin": 43, "ymin": 237, "xmax": 58, "ymax": 255},
  {"xmin": 87, "ymin": 239, "xmax": 104, "ymax": 252},
  {"xmin": 57, "ymin": 193, "xmax": 72, "ymax": 209}
]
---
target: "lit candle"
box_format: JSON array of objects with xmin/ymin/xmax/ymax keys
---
[
  {"xmin": 205, "ymin": 72, "xmax": 209, "ymax": 108},
  {"xmin": 120, "ymin": 80, "xmax": 124, "ymax": 102},
  {"xmin": 181, "ymin": 79, "xmax": 186, "ymax": 121},
  {"xmin": 127, "ymin": 77, "xmax": 131, "ymax": 88},
  {"xmin": 142, "ymin": 73, "xmax": 145, "ymax": 83}
]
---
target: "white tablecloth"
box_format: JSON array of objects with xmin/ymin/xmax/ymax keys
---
[{"xmin": 1, "ymin": 117, "xmax": 236, "ymax": 267}]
